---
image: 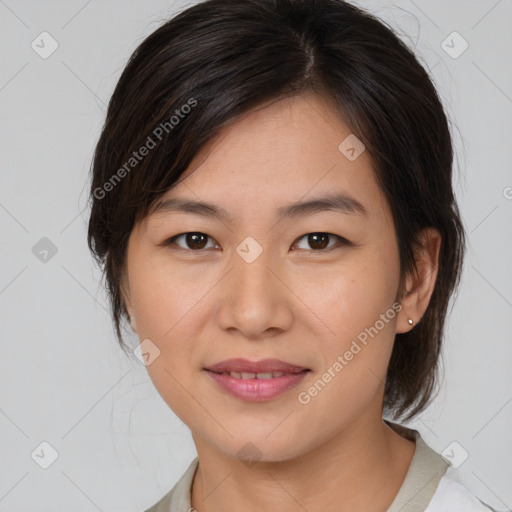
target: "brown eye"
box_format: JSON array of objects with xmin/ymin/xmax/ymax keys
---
[
  {"xmin": 185, "ymin": 233, "xmax": 208, "ymax": 249},
  {"xmin": 293, "ymin": 233, "xmax": 350, "ymax": 251},
  {"xmin": 164, "ymin": 232, "xmax": 216, "ymax": 250},
  {"xmin": 308, "ymin": 233, "xmax": 329, "ymax": 250}
]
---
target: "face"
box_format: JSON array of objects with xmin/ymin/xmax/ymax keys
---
[{"xmin": 123, "ymin": 92, "xmax": 407, "ymax": 462}]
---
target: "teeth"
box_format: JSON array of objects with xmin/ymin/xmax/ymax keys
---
[
  {"xmin": 220, "ymin": 371, "xmax": 286, "ymax": 379},
  {"xmin": 254, "ymin": 372, "xmax": 272, "ymax": 379}
]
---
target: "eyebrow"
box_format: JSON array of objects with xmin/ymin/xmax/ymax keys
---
[{"xmin": 150, "ymin": 192, "xmax": 367, "ymax": 221}]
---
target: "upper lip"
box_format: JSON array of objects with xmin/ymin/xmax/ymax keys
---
[{"xmin": 205, "ymin": 358, "xmax": 309, "ymax": 374}]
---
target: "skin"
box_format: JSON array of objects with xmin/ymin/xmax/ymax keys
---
[{"xmin": 122, "ymin": 92, "xmax": 441, "ymax": 512}]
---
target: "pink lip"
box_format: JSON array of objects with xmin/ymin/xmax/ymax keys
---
[
  {"xmin": 203, "ymin": 359, "xmax": 310, "ymax": 402},
  {"xmin": 205, "ymin": 369, "xmax": 309, "ymax": 402}
]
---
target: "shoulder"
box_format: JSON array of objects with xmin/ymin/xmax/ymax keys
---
[{"xmin": 426, "ymin": 466, "xmax": 497, "ymax": 512}]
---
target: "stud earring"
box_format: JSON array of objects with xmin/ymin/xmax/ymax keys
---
[{"xmin": 408, "ymin": 318, "xmax": 414, "ymax": 326}]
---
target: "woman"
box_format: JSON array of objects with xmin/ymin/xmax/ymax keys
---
[{"xmin": 87, "ymin": 0, "xmax": 495, "ymax": 510}]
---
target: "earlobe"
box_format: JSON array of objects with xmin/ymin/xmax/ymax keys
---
[
  {"xmin": 396, "ymin": 301, "xmax": 415, "ymax": 334},
  {"xmin": 396, "ymin": 228, "xmax": 442, "ymax": 334}
]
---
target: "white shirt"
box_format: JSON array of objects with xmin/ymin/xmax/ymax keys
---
[
  {"xmin": 426, "ymin": 466, "xmax": 496, "ymax": 511},
  {"xmin": 143, "ymin": 426, "xmax": 496, "ymax": 511}
]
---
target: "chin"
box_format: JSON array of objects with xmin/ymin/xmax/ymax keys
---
[{"xmin": 200, "ymin": 429, "xmax": 313, "ymax": 465}]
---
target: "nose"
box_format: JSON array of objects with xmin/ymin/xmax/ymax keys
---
[{"xmin": 215, "ymin": 246, "xmax": 294, "ymax": 340}]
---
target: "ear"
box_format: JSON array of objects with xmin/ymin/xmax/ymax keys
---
[
  {"xmin": 120, "ymin": 272, "xmax": 138, "ymax": 334},
  {"xmin": 396, "ymin": 227, "xmax": 442, "ymax": 333}
]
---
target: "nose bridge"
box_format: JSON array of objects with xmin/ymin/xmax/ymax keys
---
[
  {"xmin": 231, "ymin": 239, "xmax": 275, "ymax": 302},
  {"xmin": 215, "ymin": 238, "xmax": 291, "ymax": 337}
]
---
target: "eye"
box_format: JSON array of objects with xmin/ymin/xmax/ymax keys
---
[
  {"xmin": 163, "ymin": 232, "xmax": 218, "ymax": 251},
  {"xmin": 292, "ymin": 232, "xmax": 351, "ymax": 251}
]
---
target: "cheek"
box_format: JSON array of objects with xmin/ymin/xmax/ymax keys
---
[
  {"xmin": 130, "ymin": 264, "xmax": 207, "ymax": 419},
  {"xmin": 294, "ymin": 266, "xmax": 400, "ymax": 431},
  {"xmin": 295, "ymin": 248, "xmax": 400, "ymax": 339},
  {"xmin": 296, "ymin": 247, "xmax": 401, "ymax": 393},
  {"xmin": 130, "ymin": 257, "xmax": 211, "ymax": 338}
]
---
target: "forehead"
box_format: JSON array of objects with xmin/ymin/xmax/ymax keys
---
[{"xmin": 148, "ymin": 93, "xmax": 387, "ymax": 222}]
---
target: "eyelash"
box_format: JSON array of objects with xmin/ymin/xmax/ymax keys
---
[{"xmin": 161, "ymin": 232, "xmax": 353, "ymax": 253}]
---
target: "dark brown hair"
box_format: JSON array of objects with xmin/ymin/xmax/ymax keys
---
[{"xmin": 87, "ymin": 0, "xmax": 465, "ymax": 422}]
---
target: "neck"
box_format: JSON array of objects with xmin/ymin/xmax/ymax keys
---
[{"xmin": 191, "ymin": 417, "xmax": 416, "ymax": 512}]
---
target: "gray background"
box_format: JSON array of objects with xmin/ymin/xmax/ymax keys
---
[{"xmin": 0, "ymin": 0, "xmax": 511, "ymax": 510}]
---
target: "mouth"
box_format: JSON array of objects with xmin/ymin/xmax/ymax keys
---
[{"xmin": 203, "ymin": 358, "xmax": 311, "ymax": 402}]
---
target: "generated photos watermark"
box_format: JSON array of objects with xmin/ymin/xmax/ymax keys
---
[
  {"xmin": 297, "ymin": 302, "xmax": 402, "ymax": 405},
  {"xmin": 93, "ymin": 97, "xmax": 197, "ymax": 200}
]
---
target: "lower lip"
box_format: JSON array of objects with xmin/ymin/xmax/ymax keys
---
[{"xmin": 204, "ymin": 370, "xmax": 309, "ymax": 402}]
